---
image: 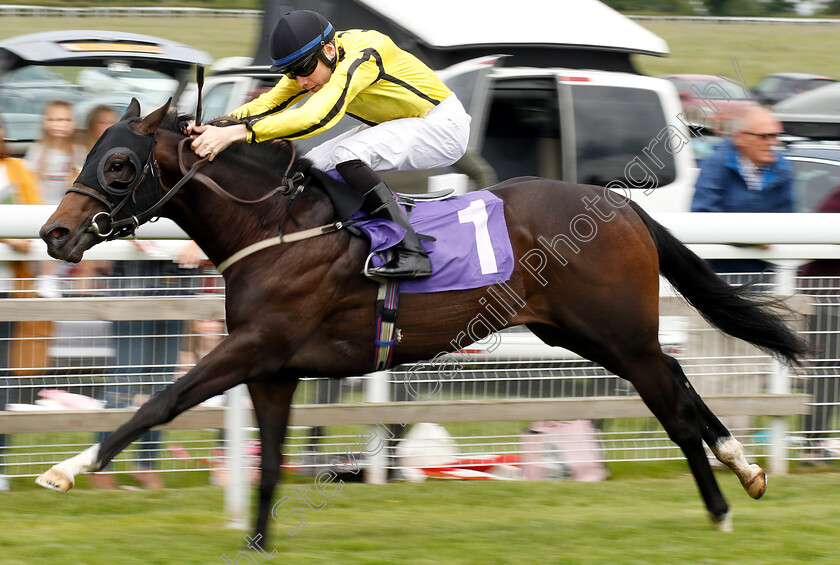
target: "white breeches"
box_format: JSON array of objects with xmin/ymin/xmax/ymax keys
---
[{"xmin": 304, "ymin": 94, "xmax": 471, "ymax": 173}]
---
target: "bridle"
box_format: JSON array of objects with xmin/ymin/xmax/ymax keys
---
[
  {"xmin": 67, "ymin": 125, "xmax": 197, "ymax": 240},
  {"xmin": 67, "ymin": 118, "xmax": 304, "ymax": 241}
]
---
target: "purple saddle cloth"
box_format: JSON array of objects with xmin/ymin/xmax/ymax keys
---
[{"xmin": 354, "ymin": 191, "xmax": 515, "ymax": 293}]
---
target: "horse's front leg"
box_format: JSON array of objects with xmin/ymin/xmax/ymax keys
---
[
  {"xmin": 36, "ymin": 328, "xmax": 270, "ymax": 492},
  {"xmin": 247, "ymin": 379, "xmax": 298, "ymax": 550}
]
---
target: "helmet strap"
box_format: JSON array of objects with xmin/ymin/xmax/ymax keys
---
[{"xmin": 319, "ymin": 41, "xmax": 338, "ymax": 71}]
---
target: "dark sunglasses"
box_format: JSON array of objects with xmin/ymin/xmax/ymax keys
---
[
  {"xmin": 743, "ymin": 131, "xmax": 781, "ymax": 140},
  {"xmin": 284, "ymin": 52, "xmax": 320, "ymax": 80}
]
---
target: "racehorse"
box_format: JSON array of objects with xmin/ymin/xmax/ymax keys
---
[{"xmin": 37, "ymin": 99, "xmax": 806, "ymax": 546}]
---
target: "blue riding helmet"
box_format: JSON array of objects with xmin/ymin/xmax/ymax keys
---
[{"xmin": 268, "ymin": 10, "xmax": 336, "ymax": 76}]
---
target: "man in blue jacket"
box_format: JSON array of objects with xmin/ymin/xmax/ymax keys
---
[{"xmin": 691, "ymin": 105, "xmax": 793, "ymax": 275}]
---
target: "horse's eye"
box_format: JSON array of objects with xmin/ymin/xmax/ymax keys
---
[{"xmin": 110, "ymin": 162, "xmax": 125, "ymax": 173}]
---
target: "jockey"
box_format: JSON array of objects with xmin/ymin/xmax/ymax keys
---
[{"xmin": 189, "ymin": 9, "xmax": 471, "ymax": 279}]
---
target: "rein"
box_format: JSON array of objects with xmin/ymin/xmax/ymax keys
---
[
  {"xmin": 70, "ymin": 118, "xmax": 351, "ymax": 272},
  {"xmin": 178, "ymin": 129, "xmax": 302, "ymax": 206}
]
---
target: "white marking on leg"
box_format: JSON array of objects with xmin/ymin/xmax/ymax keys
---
[
  {"xmin": 53, "ymin": 443, "xmax": 101, "ymax": 479},
  {"xmin": 711, "ymin": 437, "xmax": 749, "ymax": 472},
  {"xmin": 36, "ymin": 444, "xmax": 102, "ymax": 492},
  {"xmin": 711, "ymin": 437, "xmax": 765, "ymax": 498}
]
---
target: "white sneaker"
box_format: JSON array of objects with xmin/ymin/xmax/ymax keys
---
[
  {"xmin": 0, "ymin": 475, "xmax": 10, "ymax": 492},
  {"xmin": 35, "ymin": 275, "xmax": 62, "ymax": 299}
]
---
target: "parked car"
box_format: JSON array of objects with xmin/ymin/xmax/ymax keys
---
[
  {"xmin": 0, "ymin": 30, "xmax": 211, "ymax": 156},
  {"xmin": 774, "ymin": 82, "xmax": 840, "ymax": 140},
  {"xmin": 752, "ymin": 72, "xmax": 836, "ymax": 107},
  {"xmin": 784, "ymin": 140, "xmax": 840, "ymax": 212},
  {"xmin": 660, "ymin": 74, "xmax": 754, "ymax": 134}
]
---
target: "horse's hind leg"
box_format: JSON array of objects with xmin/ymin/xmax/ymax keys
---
[
  {"xmin": 621, "ymin": 350, "xmax": 735, "ymax": 531},
  {"xmin": 663, "ymin": 355, "xmax": 766, "ymax": 499},
  {"xmin": 247, "ymin": 378, "xmax": 299, "ymax": 550}
]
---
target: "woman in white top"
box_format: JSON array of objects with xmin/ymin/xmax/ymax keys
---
[{"xmin": 23, "ymin": 100, "xmax": 87, "ymax": 297}]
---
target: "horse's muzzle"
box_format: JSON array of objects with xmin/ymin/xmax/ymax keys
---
[
  {"xmin": 39, "ymin": 221, "xmax": 97, "ymax": 263},
  {"xmin": 40, "ymin": 222, "xmax": 71, "ymax": 260}
]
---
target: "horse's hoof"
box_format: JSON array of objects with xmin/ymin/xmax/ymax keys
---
[
  {"xmin": 36, "ymin": 468, "xmax": 74, "ymax": 493},
  {"xmin": 709, "ymin": 510, "xmax": 733, "ymax": 533},
  {"xmin": 741, "ymin": 466, "xmax": 766, "ymax": 499}
]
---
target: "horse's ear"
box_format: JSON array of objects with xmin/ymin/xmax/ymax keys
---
[
  {"xmin": 135, "ymin": 98, "xmax": 172, "ymax": 135},
  {"xmin": 121, "ymin": 98, "xmax": 142, "ymax": 121}
]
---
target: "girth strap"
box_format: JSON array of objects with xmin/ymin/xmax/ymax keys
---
[{"xmin": 373, "ymin": 277, "xmax": 401, "ymax": 371}]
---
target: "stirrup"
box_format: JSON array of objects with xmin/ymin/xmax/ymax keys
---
[
  {"xmin": 363, "ymin": 250, "xmax": 432, "ymax": 280},
  {"xmin": 363, "ymin": 251, "xmax": 390, "ymax": 282}
]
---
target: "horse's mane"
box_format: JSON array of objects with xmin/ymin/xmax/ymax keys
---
[{"xmin": 161, "ymin": 110, "xmax": 302, "ymax": 176}]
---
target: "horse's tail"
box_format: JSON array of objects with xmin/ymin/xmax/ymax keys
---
[{"xmin": 628, "ymin": 200, "xmax": 808, "ymax": 365}]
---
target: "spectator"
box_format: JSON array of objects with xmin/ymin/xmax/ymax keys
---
[
  {"xmin": 691, "ymin": 104, "xmax": 794, "ymax": 278},
  {"xmin": 0, "ymin": 110, "xmax": 44, "ymax": 491},
  {"xmin": 85, "ymin": 104, "xmax": 119, "ymax": 150},
  {"xmin": 798, "ymin": 185, "xmax": 840, "ymax": 451},
  {"xmin": 23, "ymin": 100, "xmax": 86, "ymax": 298}
]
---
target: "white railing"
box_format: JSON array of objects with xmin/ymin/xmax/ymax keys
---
[
  {"xmin": 0, "ymin": 5, "xmax": 837, "ymax": 24},
  {"xmin": 0, "ymin": 5, "xmax": 261, "ymax": 18},
  {"xmin": 628, "ymin": 15, "xmax": 840, "ymax": 24},
  {"xmin": 1, "ymin": 210, "xmax": 838, "ymax": 521}
]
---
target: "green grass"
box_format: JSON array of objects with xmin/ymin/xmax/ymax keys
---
[
  {"xmin": 0, "ymin": 16, "xmax": 257, "ymax": 62},
  {"xmin": 0, "ymin": 472, "xmax": 838, "ymax": 564},
  {"xmin": 633, "ymin": 22, "xmax": 840, "ymax": 86},
  {"xmin": 0, "ymin": 1, "xmax": 260, "ymax": 9},
  {"xmin": 1, "ymin": 18, "xmax": 840, "ymax": 86}
]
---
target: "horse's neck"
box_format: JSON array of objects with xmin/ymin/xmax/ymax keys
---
[{"xmin": 160, "ymin": 149, "xmax": 335, "ymax": 271}]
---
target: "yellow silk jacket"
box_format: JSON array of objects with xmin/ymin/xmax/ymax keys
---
[{"xmin": 231, "ymin": 29, "xmax": 452, "ymax": 142}]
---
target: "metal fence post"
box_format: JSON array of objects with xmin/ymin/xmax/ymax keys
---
[
  {"xmin": 224, "ymin": 384, "xmax": 249, "ymax": 529},
  {"xmin": 769, "ymin": 264, "xmax": 797, "ymax": 475},
  {"xmin": 365, "ymin": 371, "xmax": 390, "ymax": 484}
]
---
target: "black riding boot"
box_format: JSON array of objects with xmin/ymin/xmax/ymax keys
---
[{"xmin": 363, "ymin": 182, "xmax": 432, "ymax": 279}]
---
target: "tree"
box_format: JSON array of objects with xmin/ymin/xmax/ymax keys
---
[
  {"xmin": 600, "ymin": 0, "xmax": 695, "ymax": 13},
  {"xmin": 762, "ymin": 0, "xmax": 797, "ymax": 14},
  {"xmin": 822, "ymin": 0, "xmax": 840, "ymax": 15},
  {"xmin": 705, "ymin": 0, "xmax": 764, "ymax": 15},
  {"xmin": 704, "ymin": 0, "xmax": 730, "ymax": 15}
]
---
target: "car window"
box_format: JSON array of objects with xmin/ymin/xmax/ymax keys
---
[
  {"xmin": 200, "ymin": 81, "xmax": 236, "ymax": 121},
  {"xmin": 789, "ymin": 157, "xmax": 840, "ymax": 212},
  {"xmin": 480, "ymin": 78, "xmax": 562, "ymax": 181},
  {"xmin": 1, "ymin": 64, "xmax": 180, "ymax": 142},
  {"xmin": 687, "ymin": 79, "xmax": 749, "ymax": 100},
  {"xmin": 753, "ymin": 76, "xmax": 783, "ymax": 94},
  {"xmin": 799, "ymin": 78, "xmax": 835, "ymax": 92},
  {"xmin": 571, "ymin": 84, "xmax": 676, "ymax": 188}
]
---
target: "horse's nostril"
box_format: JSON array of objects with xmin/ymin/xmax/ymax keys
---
[{"xmin": 43, "ymin": 225, "xmax": 69, "ymax": 244}]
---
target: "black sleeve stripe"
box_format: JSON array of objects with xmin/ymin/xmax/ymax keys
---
[
  {"xmin": 346, "ymin": 112, "xmax": 378, "ymax": 126},
  {"xmin": 380, "ymin": 73, "xmax": 441, "ymax": 107},
  {"xmin": 282, "ymin": 48, "xmax": 383, "ymax": 139}
]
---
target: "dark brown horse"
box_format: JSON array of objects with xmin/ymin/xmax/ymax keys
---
[{"xmin": 37, "ymin": 99, "xmax": 806, "ymax": 546}]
